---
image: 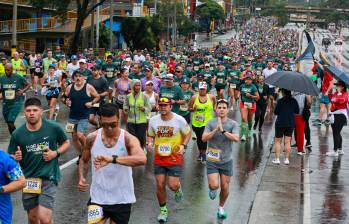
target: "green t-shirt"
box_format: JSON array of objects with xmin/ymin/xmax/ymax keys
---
[
  {"xmin": 0, "ymin": 74, "xmax": 27, "ymax": 103},
  {"xmin": 129, "ymin": 72, "xmax": 145, "ymax": 80},
  {"xmin": 178, "ymin": 90, "xmax": 194, "ymax": 117},
  {"xmin": 201, "ymin": 70, "xmax": 214, "ymax": 88},
  {"xmin": 227, "ymin": 69, "xmax": 241, "ymax": 84},
  {"xmin": 81, "ymin": 68, "xmax": 93, "ymax": 78},
  {"xmin": 174, "ymin": 75, "xmax": 185, "ymax": 86},
  {"xmin": 53, "ymin": 51, "xmax": 64, "ymax": 61},
  {"xmin": 240, "ymin": 83, "xmax": 258, "ymax": 103},
  {"xmin": 183, "ymin": 69, "xmax": 196, "ymax": 78},
  {"xmin": 43, "ymin": 58, "xmax": 56, "ymax": 74},
  {"xmin": 214, "ymin": 69, "xmax": 227, "ymax": 87},
  {"xmin": 102, "ymin": 63, "xmax": 118, "ymax": 79},
  {"xmin": 159, "ymin": 85, "xmax": 184, "ymax": 114},
  {"xmin": 8, "ymin": 119, "xmax": 68, "ymax": 184}
]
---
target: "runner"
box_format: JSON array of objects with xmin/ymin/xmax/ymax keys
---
[
  {"xmin": 239, "ymin": 73, "xmax": 259, "ymax": 141},
  {"xmin": 123, "ymin": 79, "xmax": 151, "ymax": 149},
  {"xmin": 178, "ymin": 78, "xmax": 194, "ymax": 124},
  {"xmin": 78, "ymin": 103, "xmax": 146, "ymax": 224},
  {"xmin": 41, "ymin": 64, "xmax": 61, "ymax": 120},
  {"xmin": 227, "ymin": 62, "xmax": 241, "ymax": 110},
  {"xmin": 102, "ymin": 55, "xmax": 119, "ymax": 101},
  {"xmin": 0, "ymin": 150, "xmax": 26, "ymax": 224},
  {"xmin": 147, "ymin": 97, "xmax": 191, "ymax": 222},
  {"xmin": 11, "ymin": 52, "xmax": 27, "ymax": 77},
  {"xmin": 8, "ymin": 97, "xmax": 70, "ymax": 224},
  {"xmin": 214, "ymin": 61, "xmax": 227, "ymax": 99},
  {"xmin": 262, "ymin": 61, "xmax": 277, "ymax": 112},
  {"xmin": 64, "ymin": 70, "xmax": 100, "ymax": 160},
  {"xmin": 42, "ymin": 50, "xmax": 56, "ymax": 75},
  {"xmin": 0, "ymin": 63, "xmax": 30, "ymax": 134},
  {"xmin": 202, "ymin": 99, "xmax": 239, "ymax": 220},
  {"xmin": 66, "ymin": 55, "xmax": 79, "ymax": 77},
  {"xmin": 253, "ymin": 75, "xmax": 269, "ymax": 132},
  {"xmin": 159, "ymin": 74, "xmax": 185, "ymax": 114},
  {"xmin": 114, "ymin": 68, "xmax": 132, "ymax": 125},
  {"xmin": 189, "ymin": 82, "xmax": 215, "ymax": 162},
  {"xmin": 143, "ymin": 80, "xmax": 159, "ymax": 121}
]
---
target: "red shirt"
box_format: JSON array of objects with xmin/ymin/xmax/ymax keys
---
[
  {"xmin": 311, "ymin": 63, "xmax": 318, "ymax": 75},
  {"xmin": 167, "ymin": 60, "xmax": 177, "ymax": 74},
  {"xmin": 331, "ymin": 91, "xmax": 348, "ymax": 112},
  {"xmin": 321, "ymin": 71, "xmax": 333, "ymax": 94}
]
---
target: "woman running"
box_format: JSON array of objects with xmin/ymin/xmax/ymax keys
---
[
  {"xmin": 114, "ymin": 68, "xmax": 132, "ymax": 125},
  {"xmin": 42, "ymin": 64, "xmax": 61, "ymax": 120},
  {"xmin": 254, "ymin": 75, "xmax": 269, "ymax": 132}
]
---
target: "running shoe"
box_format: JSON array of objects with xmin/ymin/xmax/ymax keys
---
[
  {"xmin": 217, "ymin": 207, "xmax": 227, "ymax": 220},
  {"xmin": 284, "ymin": 159, "xmax": 290, "ymax": 165},
  {"xmin": 272, "ymin": 158, "xmax": 280, "ymax": 164},
  {"xmin": 248, "ymin": 130, "xmax": 253, "ymax": 138},
  {"xmin": 174, "ymin": 187, "xmax": 183, "ymax": 203},
  {"xmin": 297, "ymin": 151, "xmax": 305, "ymax": 156},
  {"xmin": 323, "ymin": 119, "xmax": 331, "ymax": 126},
  {"xmin": 197, "ymin": 154, "xmax": 202, "ymax": 162},
  {"xmin": 241, "ymin": 134, "xmax": 246, "ymax": 141},
  {"xmin": 201, "ymin": 153, "xmax": 207, "ymax": 164},
  {"xmin": 305, "ymin": 142, "xmax": 312, "ymax": 148},
  {"xmin": 253, "ymin": 125, "xmax": 257, "ymax": 130},
  {"xmin": 258, "ymin": 128, "xmax": 262, "ymax": 132},
  {"xmin": 209, "ymin": 189, "xmax": 217, "ymax": 200},
  {"xmin": 312, "ymin": 119, "xmax": 322, "ymax": 126},
  {"xmin": 326, "ymin": 150, "xmax": 339, "ymax": 157},
  {"xmin": 338, "ymin": 149, "xmax": 344, "ymax": 155},
  {"xmin": 291, "ymin": 143, "xmax": 297, "ymax": 149},
  {"xmin": 157, "ymin": 207, "xmax": 168, "ymax": 222}
]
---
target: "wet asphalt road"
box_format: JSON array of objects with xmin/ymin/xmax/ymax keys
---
[{"xmin": 1, "ymin": 91, "xmax": 275, "ymax": 224}]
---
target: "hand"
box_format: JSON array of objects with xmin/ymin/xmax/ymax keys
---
[
  {"xmin": 217, "ymin": 117, "xmax": 223, "ymax": 132},
  {"xmin": 170, "ymin": 99, "xmax": 176, "ymax": 104},
  {"xmin": 78, "ymin": 178, "xmax": 89, "ymax": 192},
  {"xmin": 14, "ymin": 146, "xmax": 22, "ymax": 161},
  {"xmin": 177, "ymin": 145, "xmax": 185, "ymax": 155},
  {"xmin": 139, "ymin": 106, "xmax": 145, "ymax": 112},
  {"xmin": 146, "ymin": 141, "xmax": 153, "ymax": 151},
  {"xmin": 85, "ymin": 102, "xmax": 93, "ymax": 108},
  {"xmin": 324, "ymin": 92, "xmax": 328, "ymax": 96},
  {"xmin": 263, "ymin": 96, "xmax": 267, "ymax": 100},
  {"xmin": 246, "ymin": 93, "xmax": 251, "ymax": 97},
  {"xmin": 94, "ymin": 155, "xmax": 112, "ymax": 169},
  {"xmin": 43, "ymin": 149, "xmax": 57, "ymax": 162},
  {"xmin": 16, "ymin": 89, "xmax": 24, "ymax": 96}
]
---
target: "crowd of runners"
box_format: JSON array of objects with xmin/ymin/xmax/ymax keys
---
[{"xmin": 0, "ymin": 16, "xmax": 348, "ymax": 224}]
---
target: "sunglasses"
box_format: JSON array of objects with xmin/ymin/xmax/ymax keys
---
[
  {"xmin": 100, "ymin": 122, "xmax": 118, "ymax": 129},
  {"xmin": 159, "ymin": 98, "xmax": 170, "ymax": 103},
  {"xmin": 175, "ymin": 71, "xmax": 181, "ymax": 73}
]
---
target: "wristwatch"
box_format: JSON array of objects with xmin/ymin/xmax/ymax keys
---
[
  {"xmin": 56, "ymin": 151, "xmax": 61, "ymax": 158},
  {"xmin": 112, "ymin": 155, "xmax": 119, "ymax": 164},
  {"xmin": 181, "ymin": 144, "xmax": 187, "ymax": 150},
  {"xmin": 0, "ymin": 186, "xmax": 4, "ymax": 193},
  {"xmin": 221, "ymin": 130, "xmax": 227, "ymax": 135}
]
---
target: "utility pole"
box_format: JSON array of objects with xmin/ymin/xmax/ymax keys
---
[
  {"xmin": 90, "ymin": 0, "xmax": 95, "ymax": 48},
  {"xmin": 109, "ymin": 0, "xmax": 113, "ymax": 50},
  {"xmin": 173, "ymin": 0, "xmax": 177, "ymax": 47},
  {"xmin": 12, "ymin": 0, "xmax": 18, "ymax": 56},
  {"xmin": 96, "ymin": 0, "xmax": 100, "ymax": 49}
]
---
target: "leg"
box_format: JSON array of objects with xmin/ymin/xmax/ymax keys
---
[
  {"xmin": 304, "ymin": 118, "xmax": 311, "ymax": 144},
  {"xmin": 247, "ymin": 111, "xmax": 254, "ymax": 133},
  {"xmin": 274, "ymin": 137, "xmax": 282, "ymax": 160},
  {"xmin": 155, "ymin": 174, "xmax": 167, "ymax": 205},
  {"xmin": 89, "ymin": 114, "xmax": 98, "ymax": 127},
  {"xmin": 136, "ymin": 123, "xmax": 147, "ymax": 149},
  {"xmin": 254, "ymin": 104, "xmax": 261, "ymax": 129},
  {"xmin": 167, "ymin": 176, "xmax": 181, "ymax": 192},
  {"xmin": 207, "ymin": 173, "xmax": 220, "ymax": 191},
  {"xmin": 48, "ymin": 98, "xmax": 57, "ymax": 120},
  {"xmin": 38, "ymin": 205, "xmax": 53, "ymax": 224},
  {"xmin": 6, "ymin": 122, "xmax": 16, "ymax": 134},
  {"xmin": 258, "ymin": 104, "xmax": 267, "ymax": 129},
  {"xmin": 127, "ymin": 123, "xmax": 136, "ymax": 137},
  {"xmin": 219, "ymin": 174, "xmax": 231, "ymax": 207},
  {"xmin": 318, "ymin": 103, "xmax": 325, "ymax": 120},
  {"xmin": 284, "ymin": 136, "xmax": 292, "ymax": 160},
  {"xmin": 27, "ymin": 206, "xmax": 40, "ymax": 224}
]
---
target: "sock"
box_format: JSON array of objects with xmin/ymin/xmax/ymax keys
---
[
  {"xmin": 248, "ymin": 121, "xmax": 253, "ymax": 131},
  {"xmin": 159, "ymin": 203, "xmax": 167, "ymax": 209},
  {"xmin": 218, "ymin": 206, "xmax": 224, "ymax": 213},
  {"xmin": 241, "ymin": 122, "xmax": 246, "ymax": 135}
]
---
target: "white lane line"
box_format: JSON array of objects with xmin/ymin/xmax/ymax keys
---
[
  {"xmin": 303, "ymin": 155, "xmax": 311, "ymax": 224},
  {"xmin": 59, "ymin": 157, "xmax": 79, "ymax": 170}
]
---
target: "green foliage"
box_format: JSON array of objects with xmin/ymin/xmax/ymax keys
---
[
  {"xmin": 98, "ymin": 22, "xmax": 111, "ymax": 48},
  {"xmin": 196, "ymin": 0, "xmax": 225, "ymax": 21},
  {"xmin": 29, "ymin": 0, "xmax": 71, "ymax": 16},
  {"xmin": 260, "ymin": 0, "xmax": 288, "ymax": 26},
  {"xmin": 178, "ymin": 16, "xmax": 199, "ymax": 36}
]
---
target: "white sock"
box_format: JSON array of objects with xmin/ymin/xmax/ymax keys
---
[{"xmin": 219, "ymin": 206, "xmax": 224, "ymax": 212}]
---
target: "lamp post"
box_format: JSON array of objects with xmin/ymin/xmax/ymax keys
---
[{"xmin": 12, "ymin": 0, "xmax": 18, "ymax": 56}]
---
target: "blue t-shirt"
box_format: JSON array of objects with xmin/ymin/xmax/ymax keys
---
[{"xmin": 0, "ymin": 150, "xmax": 23, "ymax": 224}]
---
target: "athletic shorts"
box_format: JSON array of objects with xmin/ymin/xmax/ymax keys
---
[
  {"xmin": 181, "ymin": 113, "xmax": 191, "ymax": 124},
  {"xmin": 106, "ymin": 77, "xmax": 116, "ymax": 88},
  {"xmin": 34, "ymin": 72, "xmax": 44, "ymax": 78},
  {"xmin": 68, "ymin": 118, "xmax": 89, "ymax": 134},
  {"xmin": 215, "ymin": 85, "xmax": 225, "ymax": 92},
  {"xmin": 240, "ymin": 101, "xmax": 256, "ymax": 112},
  {"xmin": 229, "ymin": 83, "xmax": 240, "ymax": 90},
  {"xmin": 269, "ymin": 87, "xmax": 276, "ymax": 97},
  {"xmin": 2, "ymin": 100, "xmax": 23, "ymax": 123},
  {"xmin": 320, "ymin": 93, "xmax": 330, "ymax": 105},
  {"xmin": 87, "ymin": 200, "xmax": 132, "ymax": 224},
  {"xmin": 89, "ymin": 107, "xmax": 99, "ymax": 115},
  {"xmin": 115, "ymin": 101, "xmax": 123, "ymax": 110},
  {"xmin": 22, "ymin": 180, "xmax": 57, "ymax": 211},
  {"xmin": 207, "ymin": 160, "xmax": 233, "ymax": 177},
  {"xmin": 275, "ymin": 127, "xmax": 294, "ymax": 138},
  {"xmin": 46, "ymin": 94, "xmax": 59, "ymax": 102},
  {"xmin": 154, "ymin": 165, "xmax": 182, "ymax": 177}
]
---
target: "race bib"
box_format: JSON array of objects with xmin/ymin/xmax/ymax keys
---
[
  {"xmin": 117, "ymin": 94, "xmax": 126, "ymax": 102},
  {"xmin": 35, "ymin": 68, "xmax": 41, "ymax": 73},
  {"xmin": 87, "ymin": 205, "xmax": 104, "ymax": 224},
  {"xmin": 106, "ymin": 71, "xmax": 114, "ymax": 78},
  {"xmin": 157, "ymin": 144, "xmax": 172, "ymax": 156},
  {"xmin": 194, "ymin": 114, "xmax": 205, "ymax": 122},
  {"xmin": 65, "ymin": 122, "xmax": 75, "ymax": 133},
  {"xmin": 217, "ymin": 78, "xmax": 223, "ymax": 84},
  {"xmin": 4, "ymin": 90, "xmax": 15, "ymax": 100},
  {"xmin": 230, "ymin": 84, "xmax": 236, "ymax": 89},
  {"xmin": 49, "ymin": 80, "xmax": 57, "ymax": 87},
  {"xmin": 179, "ymin": 104, "xmax": 189, "ymax": 111},
  {"xmin": 207, "ymin": 148, "xmax": 221, "ymax": 162},
  {"xmin": 244, "ymin": 102, "xmax": 252, "ymax": 109},
  {"xmin": 23, "ymin": 178, "xmax": 42, "ymax": 194},
  {"xmin": 92, "ymin": 103, "xmax": 100, "ymax": 108}
]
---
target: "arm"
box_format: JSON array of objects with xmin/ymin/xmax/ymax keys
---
[
  {"xmin": 326, "ymin": 79, "xmax": 334, "ymax": 95},
  {"xmin": 202, "ymin": 126, "xmax": 219, "ymax": 142},
  {"xmin": 222, "ymin": 131, "xmax": 240, "ymax": 142},
  {"xmin": 210, "ymin": 94, "xmax": 216, "ymax": 107},
  {"xmin": 78, "ymin": 132, "xmax": 96, "ymax": 192},
  {"xmin": 87, "ymin": 84, "xmax": 100, "ymax": 104},
  {"xmin": 2, "ymin": 176, "xmax": 26, "ymax": 193},
  {"xmin": 188, "ymin": 95, "xmax": 196, "ymax": 112}
]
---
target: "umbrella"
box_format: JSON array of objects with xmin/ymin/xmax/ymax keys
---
[
  {"xmin": 265, "ymin": 71, "xmax": 320, "ymax": 96},
  {"xmin": 324, "ymin": 65, "xmax": 349, "ymax": 85}
]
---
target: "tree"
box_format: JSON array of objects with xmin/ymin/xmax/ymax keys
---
[
  {"xmin": 260, "ymin": 0, "xmax": 288, "ymax": 26},
  {"xmin": 98, "ymin": 22, "xmax": 112, "ymax": 48},
  {"xmin": 195, "ymin": 0, "xmax": 225, "ymax": 32},
  {"xmin": 30, "ymin": 0, "xmax": 107, "ymax": 53}
]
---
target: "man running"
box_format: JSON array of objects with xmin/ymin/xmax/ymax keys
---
[
  {"xmin": 202, "ymin": 99, "xmax": 239, "ymax": 220},
  {"xmin": 78, "ymin": 103, "xmax": 146, "ymax": 224},
  {"xmin": 148, "ymin": 97, "xmax": 191, "ymax": 222},
  {"xmin": 0, "ymin": 63, "xmax": 30, "ymax": 134},
  {"xmin": 8, "ymin": 97, "xmax": 70, "ymax": 224}
]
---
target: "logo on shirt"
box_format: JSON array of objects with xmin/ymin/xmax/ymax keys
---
[
  {"xmin": 156, "ymin": 126, "xmax": 174, "ymax": 138},
  {"xmin": 26, "ymin": 141, "xmax": 49, "ymax": 154}
]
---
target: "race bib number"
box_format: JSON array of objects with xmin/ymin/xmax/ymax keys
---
[
  {"xmin": 230, "ymin": 84, "xmax": 236, "ymax": 89},
  {"xmin": 87, "ymin": 205, "xmax": 104, "ymax": 224},
  {"xmin": 179, "ymin": 104, "xmax": 189, "ymax": 111},
  {"xmin": 106, "ymin": 71, "xmax": 114, "ymax": 78},
  {"xmin": 49, "ymin": 80, "xmax": 57, "ymax": 87},
  {"xmin": 23, "ymin": 178, "xmax": 42, "ymax": 194},
  {"xmin": 244, "ymin": 102, "xmax": 252, "ymax": 109},
  {"xmin": 207, "ymin": 148, "xmax": 221, "ymax": 162},
  {"xmin": 217, "ymin": 78, "xmax": 223, "ymax": 84},
  {"xmin": 4, "ymin": 90, "xmax": 15, "ymax": 100},
  {"xmin": 35, "ymin": 68, "xmax": 41, "ymax": 73},
  {"xmin": 92, "ymin": 103, "xmax": 100, "ymax": 108},
  {"xmin": 194, "ymin": 114, "xmax": 205, "ymax": 122},
  {"xmin": 65, "ymin": 122, "xmax": 75, "ymax": 133},
  {"xmin": 117, "ymin": 94, "xmax": 126, "ymax": 102},
  {"xmin": 157, "ymin": 144, "xmax": 172, "ymax": 156}
]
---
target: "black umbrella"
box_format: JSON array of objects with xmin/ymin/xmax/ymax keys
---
[
  {"xmin": 265, "ymin": 71, "xmax": 320, "ymax": 96},
  {"xmin": 324, "ymin": 65, "xmax": 349, "ymax": 85}
]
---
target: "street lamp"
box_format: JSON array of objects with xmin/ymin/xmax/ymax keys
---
[{"xmin": 12, "ymin": 0, "xmax": 18, "ymax": 56}]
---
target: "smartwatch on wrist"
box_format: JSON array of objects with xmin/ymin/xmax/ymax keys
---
[
  {"xmin": 221, "ymin": 130, "xmax": 227, "ymax": 135},
  {"xmin": 112, "ymin": 155, "xmax": 118, "ymax": 164},
  {"xmin": 181, "ymin": 144, "xmax": 187, "ymax": 150},
  {"xmin": 56, "ymin": 151, "xmax": 61, "ymax": 158}
]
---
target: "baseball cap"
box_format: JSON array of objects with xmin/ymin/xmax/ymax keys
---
[
  {"xmin": 49, "ymin": 64, "xmax": 56, "ymax": 69},
  {"xmin": 197, "ymin": 73, "xmax": 204, "ymax": 79},
  {"xmin": 145, "ymin": 80, "xmax": 154, "ymax": 85},
  {"xmin": 244, "ymin": 71, "xmax": 253, "ymax": 79},
  {"xmin": 165, "ymin": 73, "xmax": 174, "ymax": 80},
  {"xmin": 125, "ymin": 57, "xmax": 132, "ymax": 62},
  {"xmin": 143, "ymin": 65, "xmax": 153, "ymax": 71},
  {"xmin": 217, "ymin": 61, "xmax": 223, "ymax": 65},
  {"xmin": 181, "ymin": 78, "xmax": 190, "ymax": 84},
  {"xmin": 79, "ymin": 59, "xmax": 86, "ymax": 64},
  {"xmin": 199, "ymin": 82, "xmax": 207, "ymax": 89},
  {"xmin": 71, "ymin": 55, "xmax": 78, "ymax": 60},
  {"xmin": 92, "ymin": 64, "xmax": 101, "ymax": 70},
  {"xmin": 204, "ymin": 63, "xmax": 210, "ymax": 67},
  {"xmin": 158, "ymin": 97, "xmax": 172, "ymax": 105}
]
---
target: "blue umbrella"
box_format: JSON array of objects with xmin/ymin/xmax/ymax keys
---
[
  {"xmin": 265, "ymin": 71, "xmax": 320, "ymax": 96},
  {"xmin": 324, "ymin": 65, "xmax": 349, "ymax": 85}
]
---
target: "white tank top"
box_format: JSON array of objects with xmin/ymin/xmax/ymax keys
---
[{"xmin": 90, "ymin": 128, "xmax": 136, "ymax": 205}]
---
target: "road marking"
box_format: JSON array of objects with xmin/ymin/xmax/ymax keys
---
[
  {"xmin": 303, "ymin": 155, "xmax": 311, "ymax": 224},
  {"xmin": 59, "ymin": 157, "xmax": 79, "ymax": 170}
]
